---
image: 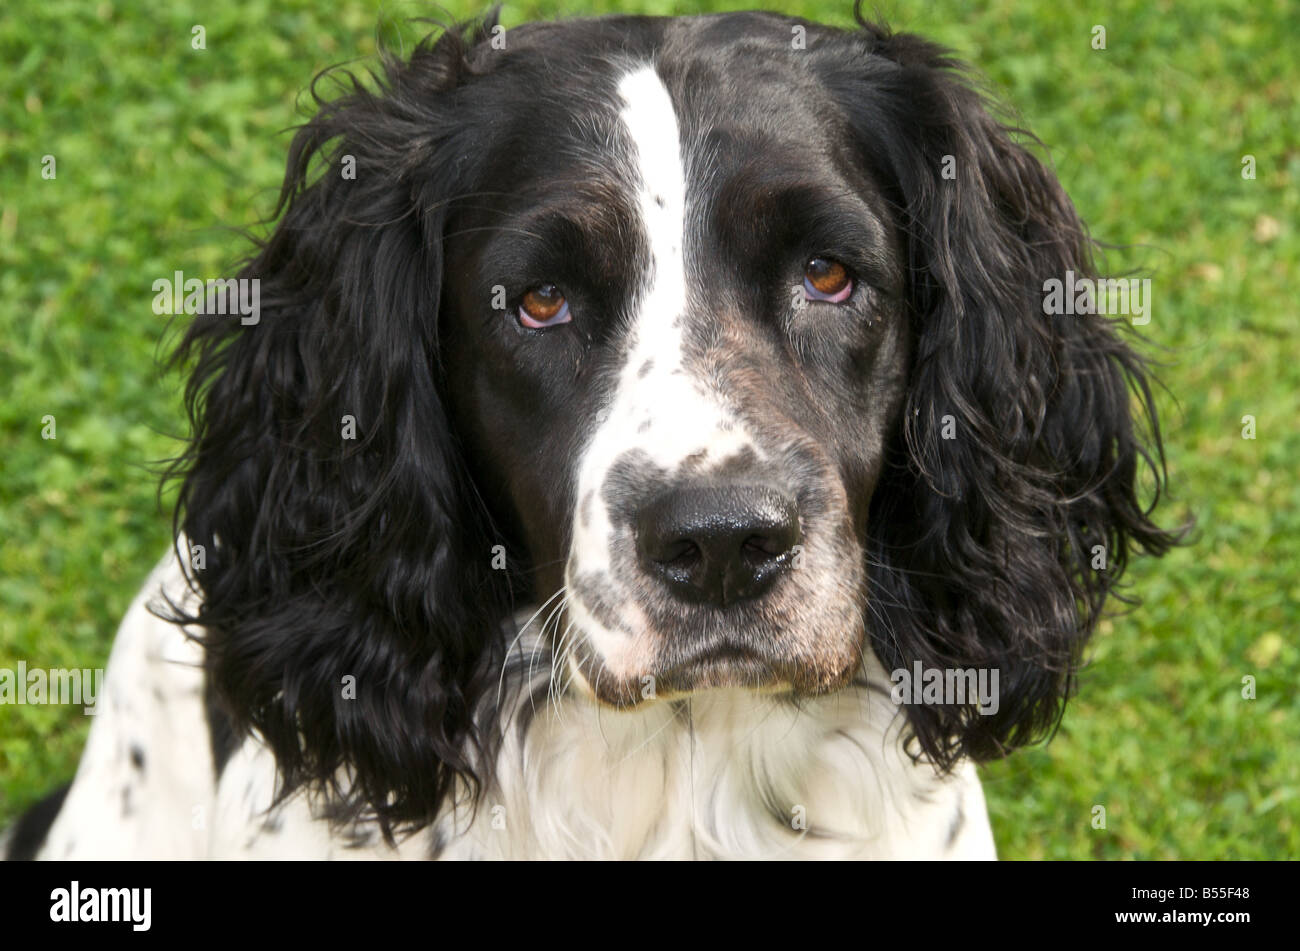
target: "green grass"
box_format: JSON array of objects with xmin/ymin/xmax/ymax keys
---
[{"xmin": 2, "ymin": 0, "xmax": 1297, "ymax": 858}]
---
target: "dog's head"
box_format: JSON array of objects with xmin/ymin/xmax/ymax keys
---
[{"xmin": 172, "ymin": 7, "xmax": 1176, "ymax": 831}]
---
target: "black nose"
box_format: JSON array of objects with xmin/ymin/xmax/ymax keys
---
[{"xmin": 636, "ymin": 487, "xmax": 801, "ymax": 607}]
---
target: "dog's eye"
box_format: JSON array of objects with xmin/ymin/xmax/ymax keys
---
[
  {"xmin": 803, "ymin": 258, "xmax": 853, "ymax": 303},
  {"xmin": 519, "ymin": 284, "xmax": 571, "ymax": 328}
]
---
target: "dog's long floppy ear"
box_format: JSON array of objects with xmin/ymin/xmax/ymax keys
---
[
  {"xmin": 166, "ymin": 14, "xmax": 508, "ymax": 834},
  {"xmin": 831, "ymin": 15, "xmax": 1180, "ymax": 767}
]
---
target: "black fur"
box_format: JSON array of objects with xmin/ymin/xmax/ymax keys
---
[
  {"xmin": 5, "ymin": 784, "xmax": 70, "ymax": 860},
  {"xmin": 157, "ymin": 5, "xmax": 1178, "ymax": 841},
  {"xmin": 166, "ymin": 14, "xmax": 518, "ymax": 836},
  {"xmin": 839, "ymin": 12, "xmax": 1180, "ymax": 765}
]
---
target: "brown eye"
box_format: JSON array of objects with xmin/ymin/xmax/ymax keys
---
[
  {"xmin": 519, "ymin": 284, "xmax": 571, "ymax": 328},
  {"xmin": 803, "ymin": 258, "xmax": 853, "ymax": 302}
]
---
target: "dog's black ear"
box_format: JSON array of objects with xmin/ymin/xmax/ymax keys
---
[
  {"xmin": 831, "ymin": 16, "xmax": 1180, "ymax": 766},
  {"xmin": 166, "ymin": 14, "xmax": 509, "ymax": 834}
]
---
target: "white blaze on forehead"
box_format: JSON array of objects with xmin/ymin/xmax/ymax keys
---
[
  {"xmin": 565, "ymin": 64, "xmax": 759, "ymax": 666},
  {"xmin": 616, "ymin": 65, "xmax": 688, "ymax": 316}
]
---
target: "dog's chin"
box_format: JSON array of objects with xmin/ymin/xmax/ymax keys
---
[{"xmin": 565, "ymin": 639, "xmax": 861, "ymax": 709}]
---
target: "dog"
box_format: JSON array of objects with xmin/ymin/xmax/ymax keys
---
[{"xmin": 5, "ymin": 5, "xmax": 1175, "ymax": 860}]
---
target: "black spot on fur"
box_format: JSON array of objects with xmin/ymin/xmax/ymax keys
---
[
  {"xmin": 945, "ymin": 799, "xmax": 966, "ymax": 850},
  {"xmin": 4, "ymin": 784, "xmax": 70, "ymax": 860},
  {"xmin": 428, "ymin": 827, "xmax": 448, "ymax": 859}
]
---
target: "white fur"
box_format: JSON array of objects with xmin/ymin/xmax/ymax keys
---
[
  {"xmin": 37, "ymin": 547, "xmax": 213, "ymax": 859},
  {"xmin": 565, "ymin": 65, "xmax": 762, "ymax": 680},
  {"xmin": 33, "ymin": 544, "xmax": 995, "ymax": 860}
]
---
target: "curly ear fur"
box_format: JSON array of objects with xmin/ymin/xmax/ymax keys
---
[
  {"xmin": 836, "ymin": 13, "xmax": 1180, "ymax": 766},
  {"xmin": 165, "ymin": 13, "xmax": 511, "ymax": 836}
]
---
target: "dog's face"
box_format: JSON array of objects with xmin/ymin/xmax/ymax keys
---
[
  {"xmin": 442, "ymin": 16, "xmax": 909, "ymax": 704},
  {"xmin": 174, "ymin": 9, "xmax": 1174, "ymax": 829}
]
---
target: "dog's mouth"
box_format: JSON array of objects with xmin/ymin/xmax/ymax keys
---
[
  {"xmin": 565, "ymin": 640, "xmax": 788, "ymax": 707},
  {"xmin": 558, "ymin": 614, "xmax": 861, "ymax": 709},
  {"xmin": 650, "ymin": 644, "xmax": 784, "ymax": 697}
]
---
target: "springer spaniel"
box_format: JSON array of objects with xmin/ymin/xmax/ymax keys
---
[{"xmin": 7, "ymin": 6, "xmax": 1175, "ymax": 860}]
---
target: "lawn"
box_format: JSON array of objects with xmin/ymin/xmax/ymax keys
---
[{"xmin": 1, "ymin": 0, "xmax": 1296, "ymax": 858}]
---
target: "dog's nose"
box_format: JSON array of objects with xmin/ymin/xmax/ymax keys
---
[{"xmin": 636, "ymin": 487, "xmax": 800, "ymax": 607}]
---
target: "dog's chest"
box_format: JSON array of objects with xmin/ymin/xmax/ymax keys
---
[
  {"xmin": 424, "ymin": 689, "xmax": 990, "ymax": 860},
  {"xmin": 210, "ymin": 683, "xmax": 993, "ymax": 860}
]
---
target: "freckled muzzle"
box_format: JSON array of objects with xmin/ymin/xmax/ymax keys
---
[{"xmin": 562, "ymin": 443, "xmax": 868, "ymax": 708}]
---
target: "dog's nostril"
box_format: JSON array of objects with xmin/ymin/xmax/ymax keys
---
[
  {"xmin": 742, "ymin": 533, "xmax": 787, "ymax": 558},
  {"xmin": 635, "ymin": 486, "xmax": 800, "ymax": 607},
  {"xmin": 657, "ymin": 539, "xmax": 701, "ymax": 569}
]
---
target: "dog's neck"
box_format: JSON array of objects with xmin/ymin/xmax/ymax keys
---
[
  {"xmin": 200, "ymin": 603, "xmax": 995, "ymax": 859},
  {"xmin": 416, "ymin": 630, "xmax": 989, "ymax": 859}
]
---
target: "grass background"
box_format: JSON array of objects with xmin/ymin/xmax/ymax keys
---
[{"xmin": 1, "ymin": 0, "xmax": 1296, "ymax": 858}]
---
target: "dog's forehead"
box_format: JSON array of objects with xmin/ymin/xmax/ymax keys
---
[
  {"xmin": 452, "ymin": 13, "xmax": 873, "ymax": 331},
  {"xmin": 481, "ymin": 13, "xmax": 846, "ymax": 167}
]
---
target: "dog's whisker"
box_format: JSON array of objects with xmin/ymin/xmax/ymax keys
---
[
  {"xmin": 605, "ymin": 696, "xmax": 688, "ymax": 769},
  {"xmin": 497, "ymin": 586, "xmax": 566, "ymax": 707},
  {"xmin": 547, "ymin": 619, "xmax": 581, "ymax": 722},
  {"xmin": 525, "ymin": 592, "xmax": 570, "ymax": 720}
]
